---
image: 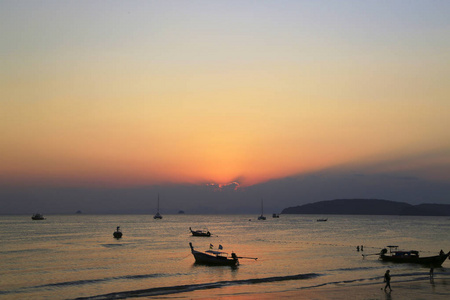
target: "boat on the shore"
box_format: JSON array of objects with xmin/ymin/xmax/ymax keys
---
[
  {"xmin": 190, "ymin": 227, "xmax": 211, "ymax": 237},
  {"xmin": 379, "ymin": 246, "xmax": 450, "ymax": 267},
  {"xmin": 189, "ymin": 242, "xmax": 239, "ymax": 266},
  {"xmin": 31, "ymin": 213, "xmax": 45, "ymax": 220},
  {"xmin": 113, "ymin": 226, "xmax": 122, "ymax": 239},
  {"xmin": 154, "ymin": 194, "xmax": 162, "ymax": 219}
]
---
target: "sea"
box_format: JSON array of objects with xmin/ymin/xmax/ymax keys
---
[{"xmin": 1, "ymin": 214, "xmax": 450, "ymax": 299}]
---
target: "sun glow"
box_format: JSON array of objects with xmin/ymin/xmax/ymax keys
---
[{"xmin": 1, "ymin": 1, "xmax": 449, "ymax": 191}]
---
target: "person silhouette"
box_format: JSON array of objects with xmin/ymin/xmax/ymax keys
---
[{"xmin": 384, "ymin": 269, "xmax": 392, "ymax": 291}]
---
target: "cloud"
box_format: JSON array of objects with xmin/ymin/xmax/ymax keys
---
[
  {"xmin": 1, "ymin": 149, "xmax": 450, "ymax": 215},
  {"xmin": 205, "ymin": 181, "xmax": 240, "ymax": 192}
]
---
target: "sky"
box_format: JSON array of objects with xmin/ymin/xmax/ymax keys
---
[{"xmin": 1, "ymin": 1, "xmax": 450, "ymax": 214}]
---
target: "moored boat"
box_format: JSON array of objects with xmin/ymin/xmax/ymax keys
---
[
  {"xmin": 379, "ymin": 246, "xmax": 450, "ymax": 267},
  {"xmin": 31, "ymin": 213, "xmax": 45, "ymax": 220},
  {"xmin": 113, "ymin": 226, "xmax": 122, "ymax": 239},
  {"xmin": 317, "ymin": 218, "xmax": 327, "ymax": 222},
  {"xmin": 190, "ymin": 227, "xmax": 211, "ymax": 237},
  {"xmin": 272, "ymin": 213, "xmax": 280, "ymax": 218},
  {"xmin": 154, "ymin": 194, "xmax": 162, "ymax": 219},
  {"xmin": 189, "ymin": 243, "xmax": 239, "ymax": 266},
  {"xmin": 257, "ymin": 199, "xmax": 266, "ymax": 220}
]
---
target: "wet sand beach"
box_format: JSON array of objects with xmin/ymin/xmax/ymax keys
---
[{"xmin": 184, "ymin": 277, "xmax": 450, "ymax": 299}]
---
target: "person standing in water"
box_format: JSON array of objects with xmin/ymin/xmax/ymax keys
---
[{"xmin": 384, "ymin": 269, "xmax": 392, "ymax": 291}]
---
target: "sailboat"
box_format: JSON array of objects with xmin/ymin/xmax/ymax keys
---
[
  {"xmin": 258, "ymin": 199, "xmax": 266, "ymax": 220},
  {"xmin": 154, "ymin": 194, "xmax": 162, "ymax": 219}
]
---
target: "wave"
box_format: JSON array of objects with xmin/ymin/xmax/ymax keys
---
[
  {"xmin": 0, "ymin": 273, "xmax": 173, "ymax": 296},
  {"xmin": 0, "ymin": 248, "xmax": 51, "ymax": 255},
  {"xmin": 101, "ymin": 243, "xmax": 125, "ymax": 248},
  {"xmin": 329, "ymin": 265, "xmax": 383, "ymax": 272},
  {"xmin": 72, "ymin": 273, "xmax": 321, "ymax": 299},
  {"xmin": 34, "ymin": 273, "xmax": 170, "ymax": 289}
]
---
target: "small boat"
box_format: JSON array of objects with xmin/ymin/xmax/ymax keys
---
[
  {"xmin": 31, "ymin": 213, "xmax": 45, "ymax": 220},
  {"xmin": 190, "ymin": 227, "xmax": 211, "ymax": 237},
  {"xmin": 272, "ymin": 213, "xmax": 280, "ymax": 218},
  {"xmin": 113, "ymin": 226, "xmax": 123, "ymax": 239},
  {"xmin": 257, "ymin": 199, "xmax": 266, "ymax": 220},
  {"xmin": 379, "ymin": 246, "xmax": 450, "ymax": 267},
  {"xmin": 153, "ymin": 194, "xmax": 162, "ymax": 219},
  {"xmin": 189, "ymin": 243, "xmax": 239, "ymax": 266},
  {"xmin": 317, "ymin": 218, "xmax": 328, "ymax": 222}
]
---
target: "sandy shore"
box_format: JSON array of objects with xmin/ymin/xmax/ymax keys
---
[{"xmin": 175, "ymin": 277, "xmax": 450, "ymax": 300}]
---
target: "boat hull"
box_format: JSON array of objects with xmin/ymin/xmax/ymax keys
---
[
  {"xmin": 191, "ymin": 231, "xmax": 211, "ymax": 237},
  {"xmin": 191, "ymin": 251, "xmax": 238, "ymax": 266},
  {"xmin": 380, "ymin": 253, "xmax": 449, "ymax": 267},
  {"xmin": 31, "ymin": 214, "xmax": 45, "ymax": 220},
  {"xmin": 189, "ymin": 243, "xmax": 238, "ymax": 266},
  {"xmin": 190, "ymin": 228, "xmax": 211, "ymax": 237}
]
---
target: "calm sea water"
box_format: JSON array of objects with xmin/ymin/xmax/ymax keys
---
[{"xmin": 1, "ymin": 214, "xmax": 450, "ymax": 299}]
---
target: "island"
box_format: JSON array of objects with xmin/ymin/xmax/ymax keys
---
[{"xmin": 281, "ymin": 199, "xmax": 450, "ymax": 216}]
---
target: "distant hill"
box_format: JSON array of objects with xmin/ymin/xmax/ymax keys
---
[{"xmin": 281, "ymin": 199, "xmax": 450, "ymax": 216}]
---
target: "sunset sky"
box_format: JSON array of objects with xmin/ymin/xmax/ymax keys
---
[{"xmin": 1, "ymin": 1, "xmax": 449, "ymax": 213}]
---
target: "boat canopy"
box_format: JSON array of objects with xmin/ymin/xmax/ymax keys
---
[{"xmin": 205, "ymin": 250, "xmax": 228, "ymax": 255}]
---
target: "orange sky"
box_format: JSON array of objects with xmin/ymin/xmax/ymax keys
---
[{"xmin": 1, "ymin": 1, "xmax": 449, "ymax": 189}]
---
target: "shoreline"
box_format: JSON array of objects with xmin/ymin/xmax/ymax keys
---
[{"xmin": 179, "ymin": 277, "xmax": 450, "ymax": 299}]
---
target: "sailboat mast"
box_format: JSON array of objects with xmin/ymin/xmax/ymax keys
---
[
  {"xmin": 154, "ymin": 193, "xmax": 163, "ymax": 219},
  {"xmin": 258, "ymin": 198, "xmax": 266, "ymax": 220}
]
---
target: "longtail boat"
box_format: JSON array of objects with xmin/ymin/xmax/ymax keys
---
[
  {"xmin": 189, "ymin": 243, "xmax": 239, "ymax": 266},
  {"xmin": 189, "ymin": 227, "xmax": 211, "ymax": 237},
  {"xmin": 380, "ymin": 246, "xmax": 450, "ymax": 267}
]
